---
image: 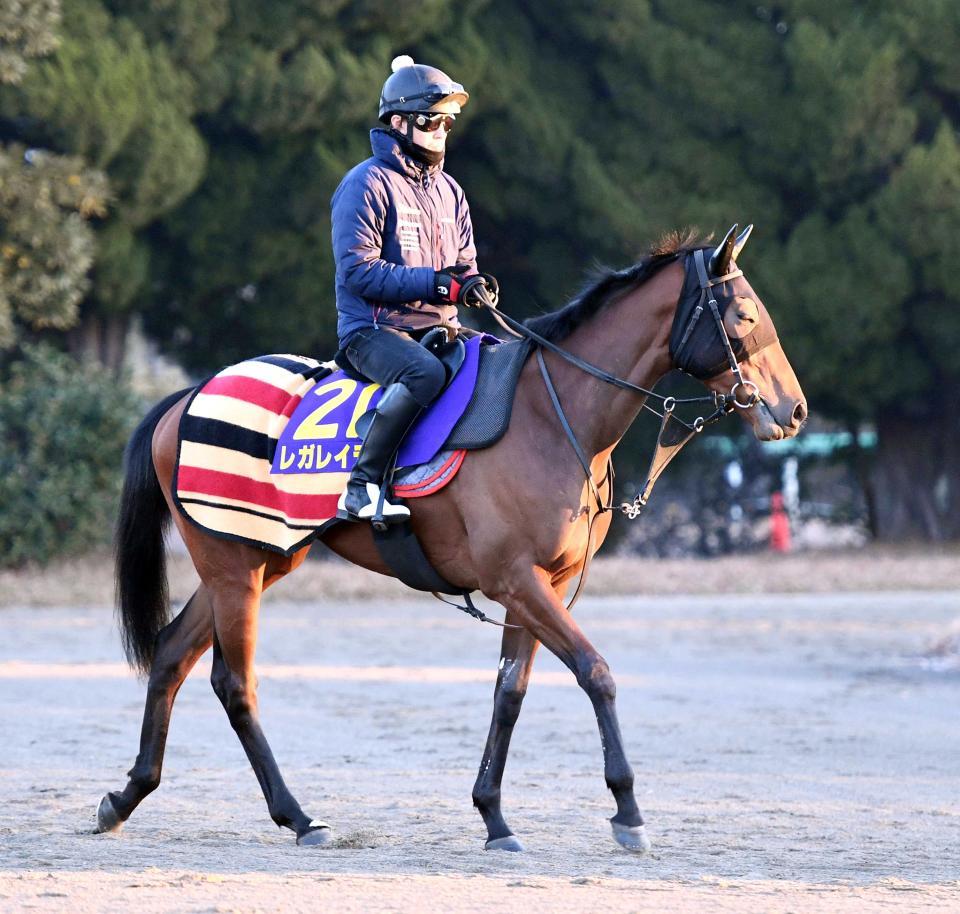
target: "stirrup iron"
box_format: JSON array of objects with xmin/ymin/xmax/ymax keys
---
[{"xmin": 337, "ymin": 482, "xmax": 409, "ymax": 525}]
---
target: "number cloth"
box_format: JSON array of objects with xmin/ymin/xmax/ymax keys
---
[{"xmin": 172, "ymin": 345, "xmax": 483, "ymax": 555}]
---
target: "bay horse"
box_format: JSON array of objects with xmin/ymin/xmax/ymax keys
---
[{"xmin": 96, "ymin": 226, "xmax": 806, "ymax": 852}]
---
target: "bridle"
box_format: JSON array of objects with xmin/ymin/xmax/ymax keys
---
[
  {"xmin": 680, "ymin": 248, "xmax": 762, "ymax": 411},
  {"xmin": 476, "ymin": 248, "xmax": 765, "ymax": 511},
  {"xmin": 437, "ymin": 248, "xmax": 772, "ymax": 626}
]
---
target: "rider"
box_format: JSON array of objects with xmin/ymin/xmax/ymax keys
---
[{"xmin": 332, "ymin": 55, "xmax": 496, "ymax": 523}]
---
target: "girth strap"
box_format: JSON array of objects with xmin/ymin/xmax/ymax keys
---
[
  {"xmin": 373, "ymin": 521, "xmax": 467, "ymax": 594},
  {"xmin": 372, "ymin": 519, "xmax": 523, "ymax": 629}
]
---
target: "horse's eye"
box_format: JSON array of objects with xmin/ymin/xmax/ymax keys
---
[{"xmin": 726, "ymin": 297, "xmax": 759, "ymax": 338}]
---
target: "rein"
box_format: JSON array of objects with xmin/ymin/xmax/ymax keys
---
[
  {"xmin": 477, "ymin": 249, "xmax": 762, "ymax": 515},
  {"xmin": 441, "ymin": 249, "xmax": 767, "ymax": 626}
]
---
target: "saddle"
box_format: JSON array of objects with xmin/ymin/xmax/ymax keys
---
[
  {"xmin": 333, "ymin": 325, "xmax": 468, "ymax": 388},
  {"xmin": 272, "ymin": 332, "xmax": 528, "ymax": 476}
]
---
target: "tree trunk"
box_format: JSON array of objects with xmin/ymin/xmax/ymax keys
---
[
  {"xmin": 847, "ymin": 419, "xmax": 879, "ymax": 539},
  {"xmin": 872, "ymin": 407, "xmax": 960, "ymax": 541},
  {"xmin": 67, "ymin": 312, "xmax": 130, "ymax": 374}
]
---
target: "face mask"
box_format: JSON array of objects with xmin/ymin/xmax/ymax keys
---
[
  {"xmin": 670, "ymin": 250, "xmax": 778, "ymax": 379},
  {"xmin": 388, "ymin": 124, "xmax": 445, "ymax": 167}
]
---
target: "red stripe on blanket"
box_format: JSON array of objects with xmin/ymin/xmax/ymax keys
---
[
  {"xmin": 178, "ymin": 466, "xmax": 338, "ymax": 518},
  {"xmin": 201, "ymin": 375, "xmax": 302, "ymax": 415},
  {"xmin": 281, "ymin": 394, "xmax": 304, "ymax": 418},
  {"xmin": 395, "ymin": 449, "xmax": 467, "ymax": 498}
]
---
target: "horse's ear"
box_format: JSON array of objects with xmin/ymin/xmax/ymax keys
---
[
  {"xmin": 709, "ymin": 223, "xmax": 738, "ymax": 276},
  {"xmin": 732, "ymin": 224, "xmax": 753, "ymax": 262}
]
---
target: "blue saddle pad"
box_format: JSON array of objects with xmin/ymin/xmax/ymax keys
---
[{"xmin": 272, "ymin": 334, "xmax": 487, "ymax": 475}]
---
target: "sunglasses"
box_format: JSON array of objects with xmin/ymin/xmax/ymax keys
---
[{"xmin": 411, "ymin": 113, "xmax": 456, "ymax": 133}]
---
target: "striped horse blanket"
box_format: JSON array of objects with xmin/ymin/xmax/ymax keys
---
[{"xmin": 173, "ymin": 354, "xmax": 468, "ymax": 555}]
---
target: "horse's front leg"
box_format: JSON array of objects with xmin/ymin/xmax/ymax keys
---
[
  {"xmin": 484, "ymin": 565, "xmax": 650, "ymax": 853},
  {"xmin": 472, "ymin": 618, "xmax": 540, "ymax": 851}
]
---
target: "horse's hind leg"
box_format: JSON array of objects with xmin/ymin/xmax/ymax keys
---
[
  {"xmin": 472, "ymin": 619, "xmax": 540, "ymax": 851},
  {"xmin": 207, "ymin": 572, "xmax": 330, "ymax": 846},
  {"xmin": 96, "ymin": 586, "xmax": 214, "ymax": 832}
]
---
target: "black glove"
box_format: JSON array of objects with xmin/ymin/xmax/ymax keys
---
[{"xmin": 433, "ymin": 264, "xmax": 473, "ymax": 303}]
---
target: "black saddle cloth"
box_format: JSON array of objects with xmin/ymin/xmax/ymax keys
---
[
  {"xmin": 373, "ymin": 336, "xmax": 533, "ymax": 596},
  {"xmin": 446, "ymin": 338, "xmax": 533, "ymax": 450}
]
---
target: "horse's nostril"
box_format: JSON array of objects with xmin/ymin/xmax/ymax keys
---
[{"xmin": 792, "ymin": 401, "xmax": 807, "ymax": 425}]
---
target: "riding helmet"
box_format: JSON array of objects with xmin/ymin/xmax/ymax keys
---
[{"xmin": 378, "ymin": 55, "xmax": 469, "ymax": 122}]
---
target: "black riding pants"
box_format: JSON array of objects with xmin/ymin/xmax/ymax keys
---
[{"xmin": 341, "ymin": 326, "xmax": 447, "ymax": 408}]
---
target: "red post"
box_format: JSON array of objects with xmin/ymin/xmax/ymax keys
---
[{"xmin": 770, "ymin": 490, "xmax": 791, "ymax": 553}]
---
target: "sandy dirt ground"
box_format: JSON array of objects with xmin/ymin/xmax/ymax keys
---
[
  {"xmin": 1, "ymin": 578, "xmax": 959, "ymax": 912},
  {"xmin": 3, "ymin": 546, "xmax": 960, "ymax": 608}
]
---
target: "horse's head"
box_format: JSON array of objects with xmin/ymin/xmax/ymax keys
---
[{"xmin": 671, "ymin": 225, "xmax": 807, "ymax": 441}]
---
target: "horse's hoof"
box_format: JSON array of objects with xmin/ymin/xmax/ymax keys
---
[
  {"xmin": 485, "ymin": 834, "xmax": 524, "ymax": 852},
  {"xmin": 296, "ymin": 822, "xmax": 332, "ymax": 847},
  {"xmin": 95, "ymin": 794, "xmax": 123, "ymax": 834},
  {"xmin": 610, "ymin": 821, "xmax": 651, "ymax": 854}
]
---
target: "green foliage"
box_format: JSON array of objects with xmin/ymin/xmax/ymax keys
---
[
  {"xmin": 6, "ymin": 3, "xmax": 154, "ymax": 167},
  {"xmin": 0, "ymin": 143, "xmax": 109, "ymax": 346},
  {"xmin": 778, "ymin": 21, "xmax": 916, "ymax": 199},
  {"xmin": 0, "ymin": 0, "xmax": 61, "ymax": 85},
  {"xmin": 0, "ymin": 343, "xmax": 141, "ymax": 567},
  {"xmin": 2, "ymin": 0, "xmax": 958, "ymax": 495},
  {"xmin": 221, "ymin": 42, "xmax": 336, "ymax": 134},
  {"xmin": 92, "ymin": 220, "xmax": 149, "ymax": 314},
  {"xmin": 456, "ymin": 0, "xmax": 960, "ymax": 429},
  {"xmin": 0, "ymin": 0, "xmax": 206, "ymax": 322},
  {"xmin": 763, "ymin": 209, "xmax": 914, "ymax": 413}
]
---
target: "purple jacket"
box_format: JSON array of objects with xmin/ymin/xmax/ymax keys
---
[{"xmin": 332, "ymin": 129, "xmax": 478, "ymax": 346}]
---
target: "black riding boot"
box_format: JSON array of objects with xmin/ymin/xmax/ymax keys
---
[{"xmin": 336, "ymin": 383, "xmax": 423, "ymax": 523}]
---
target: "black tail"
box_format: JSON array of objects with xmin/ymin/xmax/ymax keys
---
[{"xmin": 115, "ymin": 387, "xmax": 194, "ymax": 675}]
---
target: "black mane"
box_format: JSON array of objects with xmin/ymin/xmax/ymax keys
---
[{"xmin": 524, "ymin": 231, "xmax": 706, "ymax": 343}]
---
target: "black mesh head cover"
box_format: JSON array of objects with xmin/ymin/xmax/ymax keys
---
[{"xmin": 669, "ymin": 249, "xmax": 778, "ymax": 379}]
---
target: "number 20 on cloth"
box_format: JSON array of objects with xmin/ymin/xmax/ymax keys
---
[{"xmin": 271, "ymin": 376, "xmax": 383, "ymax": 475}]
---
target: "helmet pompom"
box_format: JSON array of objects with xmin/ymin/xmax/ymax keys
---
[{"xmin": 391, "ymin": 55, "xmax": 415, "ymax": 73}]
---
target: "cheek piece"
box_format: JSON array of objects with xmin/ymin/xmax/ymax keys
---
[{"xmin": 669, "ymin": 248, "xmax": 778, "ymax": 400}]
